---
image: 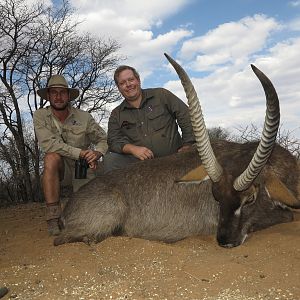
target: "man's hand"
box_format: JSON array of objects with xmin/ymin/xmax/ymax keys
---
[
  {"xmin": 80, "ymin": 150, "xmax": 103, "ymax": 169},
  {"xmin": 122, "ymin": 144, "xmax": 154, "ymax": 160},
  {"xmin": 177, "ymin": 144, "xmax": 193, "ymax": 153}
]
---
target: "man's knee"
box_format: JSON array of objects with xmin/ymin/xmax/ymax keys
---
[
  {"xmin": 44, "ymin": 152, "xmax": 62, "ymax": 165},
  {"xmin": 103, "ymin": 152, "xmax": 119, "ymax": 173},
  {"xmin": 43, "ymin": 153, "xmax": 64, "ymax": 178}
]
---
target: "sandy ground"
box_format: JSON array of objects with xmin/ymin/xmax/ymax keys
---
[{"xmin": 0, "ymin": 202, "xmax": 299, "ymax": 300}]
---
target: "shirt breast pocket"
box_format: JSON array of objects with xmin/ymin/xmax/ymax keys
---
[
  {"xmin": 68, "ymin": 125, "xmax": 86, "ymax": 147},
  {"xmin": 147, "ymin": 106, "xmax": 170, "ymax": 131},
  {"xmin": 121, "ymin": 122, "xmax": 139, "ymax": 143}
]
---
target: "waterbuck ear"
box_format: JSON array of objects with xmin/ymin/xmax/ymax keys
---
[
  {"xmin": 265, "ymin": 171, "xmax": 299, "ymax": 208},
  {"xmin": 175, "ymin": 165, "xmax": 210, "ymax": 184}
]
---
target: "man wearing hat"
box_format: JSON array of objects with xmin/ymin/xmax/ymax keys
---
[{"xmin": 33, "ymin": 74, "xmax": 107, "ymax": 236}]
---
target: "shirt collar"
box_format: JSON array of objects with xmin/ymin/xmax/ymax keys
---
[{"xmin": 120, "ymin": 89, "xmax": 155, "ymax": 111}]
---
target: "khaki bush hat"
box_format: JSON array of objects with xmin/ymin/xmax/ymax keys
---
[{"xmin": 37, "ymin": 74, "xmax": 80, "ymax": 101}]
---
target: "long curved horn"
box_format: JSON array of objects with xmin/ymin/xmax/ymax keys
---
[
  {"xmin": 164, "ymin": 53, "xmax": 223, "ymax": 182},
  {"xmin": 233, "ymin": 65, "xmax": 280, "ymax": 191}
]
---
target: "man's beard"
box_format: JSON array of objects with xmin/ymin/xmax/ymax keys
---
[{"xmin": 50, "ymin": 102, "xmax": 69, "ymax": 111}]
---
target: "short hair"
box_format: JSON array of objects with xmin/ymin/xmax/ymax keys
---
[{"xmin": 114, "ymin": 65, "xmax": 140, "ymax": 85}]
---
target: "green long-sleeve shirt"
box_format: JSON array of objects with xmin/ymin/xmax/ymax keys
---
[
  {"xmin": 108, "ymin": 88, "xmax": 195, "ymax": 157},
  {"xmin": 33, "ymin": 106, "xmax": 107, "ymax": 160}
]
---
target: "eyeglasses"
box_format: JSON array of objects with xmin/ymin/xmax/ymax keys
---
[{"xmin": 48, "ymin": 89, "xmax": 69, "ymax": 98}]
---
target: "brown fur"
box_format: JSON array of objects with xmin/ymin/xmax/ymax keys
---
[{"xmin": 54, "ymin": 140, "xmax": 298, "ymax": 248}]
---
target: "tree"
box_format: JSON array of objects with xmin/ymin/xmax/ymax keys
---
[
  {"xmin": 208, "ymin": 126, "xmax": 231, "ymax": 141},
  {"xmin": 0, "ymin": 0, "xmax": 121, "ymax": 203},
  {"xmin": 235, "ymin": 123, "xmax": 300, "ymax": 158}
]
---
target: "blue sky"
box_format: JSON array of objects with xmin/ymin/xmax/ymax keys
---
[{"xmin": 54, "ymin": 0, "xmax": 300, "ymax": 137}]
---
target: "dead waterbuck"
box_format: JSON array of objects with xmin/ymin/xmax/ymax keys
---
[{"xmin": 53, "ymin": 54, "xmax": 299, "ymax": 248}]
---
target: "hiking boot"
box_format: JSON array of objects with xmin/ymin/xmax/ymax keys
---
[
  {"xmin": 45, "ymin": 203, "xmax": 62, "ymax": 236},
  {"xmin": 47, "ymin": 218, "xmax": 60, "ymax": 236}
]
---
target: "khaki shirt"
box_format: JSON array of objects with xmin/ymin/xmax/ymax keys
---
[
  {"xmin": 108, "ymin": 88, "xmax": 195, "ymax": 157},
  {"xmin": 33, "ymin": 106, "xmax": 107, "ymax": 160}
]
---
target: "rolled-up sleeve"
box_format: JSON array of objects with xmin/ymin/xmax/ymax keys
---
[{"xmin": 87, "ymin": 115, "xmax": 108, "ymax": 155}]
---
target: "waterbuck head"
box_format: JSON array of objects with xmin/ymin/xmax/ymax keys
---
[{"xmin": 165, "ymin": 53, "xmax": 294, "ymax": 248}]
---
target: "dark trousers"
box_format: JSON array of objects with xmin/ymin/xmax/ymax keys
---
[{"xmin": 103, "ymin": 152, "xmax": 140, "ymax": 174}]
